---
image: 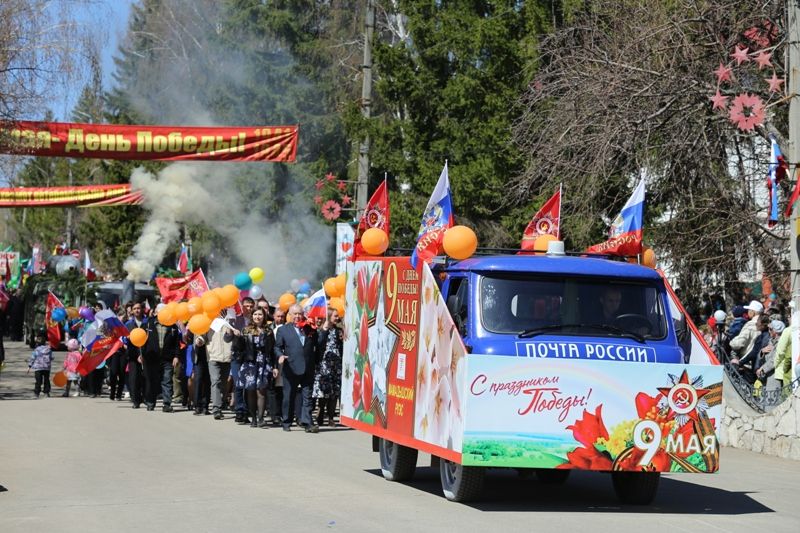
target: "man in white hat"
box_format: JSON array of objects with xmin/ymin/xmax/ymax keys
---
[{"xmin": 729, "ymin": 300, "xmax": 764, "ymax": 361}]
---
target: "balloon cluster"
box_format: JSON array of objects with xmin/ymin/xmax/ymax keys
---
[
  {"xmin": 157, "ymin": 283, "xmax": 242, "ymax": 335},
  {"xmin": 323, "ymin": 273, "xmax": 347, "ymax": 317},
  {"xmin": 234, "ymin": 267, "xmax": 266, "ymax": 300}
]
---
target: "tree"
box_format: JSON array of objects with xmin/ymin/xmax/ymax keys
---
[
  {"xmin": 513, "ymin": 0, "xmax": 788, "ymax": 297},
  {"xmin": 352, "ymin": 1, "xmax": 551, "ymax": 247},
  {"xmin": 0, "ymin": 0, "xmax": 92, "ymax": 121}
]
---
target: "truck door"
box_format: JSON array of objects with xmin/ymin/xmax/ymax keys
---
[{"xmin": 444, "ymin": 276, "xmax": 470, "ymax": 349}]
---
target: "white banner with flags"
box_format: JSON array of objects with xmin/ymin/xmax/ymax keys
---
[{"xmin": 336, "ymin": 222, "xmax": 355, "ymax": 274}]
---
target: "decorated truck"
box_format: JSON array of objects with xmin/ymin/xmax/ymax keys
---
[{"xmin": 341, "ymin": 247, "xmax": 722, "ymax": 503}]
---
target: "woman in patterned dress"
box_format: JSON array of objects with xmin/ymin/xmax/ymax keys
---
[
  {"xmin": 313, "ymin": 308, "xmax": 343, "ymax": 426},
  {"xmin": 230, "ymin": 308, "xmax": 275, "ymax": 428}
]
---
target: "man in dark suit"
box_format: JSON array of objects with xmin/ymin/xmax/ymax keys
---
[
  {"xmin": 125, "ymin": 300, "xmax": 147, "ymax": 409},
  {"xmin": 274, "ymin": 304, "xmax": 320, "ymax": 432},
  {"xmin": 140, "ymin": 304, "xmax": 181, "ymax": 412}
]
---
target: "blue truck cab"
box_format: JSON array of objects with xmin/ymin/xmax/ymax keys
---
[{"xmin": 435, "ymin": 253, "xmax": 685, "ymax": 364}]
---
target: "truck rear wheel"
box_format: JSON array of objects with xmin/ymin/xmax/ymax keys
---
[
  {"xmin": 611, "ymin": 471, "xmax": 660, "ymax": 505},
  {"xmin": 439, "ymin": 459, "xmax": 485, "ymax": 502},
  {"xmin": 379, "ymin": 438, "xmax": 417, "ymax": 482}
]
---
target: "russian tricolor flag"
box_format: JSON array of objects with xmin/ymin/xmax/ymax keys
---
[
  {"xmin": 94, "ymin": 309, "xmax": 132, "ymax": 339},
  {"xmin": 768, "ymin": 135, "xmax": 782, "ymax": 227},
  {"xmin": 303, "ymin": 287, "xmax": 328, "ymax": 320},
  {"xmin": 586, "ymin": 179, "xmax": 645, "ymax": 256},
  {"xmin": 410, "ymin": 162, "xmax": 454, "ymax": 268}
]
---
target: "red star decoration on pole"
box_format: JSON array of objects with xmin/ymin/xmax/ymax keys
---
[
  {"xmin": 710, "ymin": 90, "xmax": 729, "ymax": 111},
  {"xmin": 713, "ymin": 63, "xmax": 732, "ymax": 84},
  {"xmin": 766, "ymin": 72, "xmax": 784, "ymax": 93},
  {"xmin": 754, "ymin": 50, "xmax": 772, "ymax": 69},
  {"xmin": 657, "ymin": 370, "xmax": 711, "ymax": 423},
  {"xmin": 730, "ymin": 46, "xmax": 750, "ymax": 66}
]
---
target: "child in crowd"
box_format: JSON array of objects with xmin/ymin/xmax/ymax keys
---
[
  {"xmin": 27, "ymin": 330, "xmax": 54, "ymax": 398},
  {"xmin": 62, "ymin": 338, "xmax": 83, "ymax": 397}
]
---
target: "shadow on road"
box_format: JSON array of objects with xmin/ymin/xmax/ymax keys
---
[{"xmin": 365, "ymin": 467, "xmax": 773, "ymax": 515}]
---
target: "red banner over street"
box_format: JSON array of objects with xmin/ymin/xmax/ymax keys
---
[
  {"xmin": 0, "ymin": 184, "xmax": 143, "ymax": 207},
  {"xmin": 0, "ymin": 121, "xmax": 298, "ymax": 163}
]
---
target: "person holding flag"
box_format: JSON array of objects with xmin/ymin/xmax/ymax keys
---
[
  {"xmin": 411, "ymin": 162, "xmax": 454, "ymax": 268},
  {"xmin": 586, "ymin": 179, "xmax": 645, "ymax": 257},
  {"xmin": 520, "ymin": 186, "xmax": 561, "ymax": 251}
]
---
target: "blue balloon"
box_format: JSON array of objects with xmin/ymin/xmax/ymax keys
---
[
  {"xmin": 299, "ymin": 282, "xmax": 311, "ymax": 294},
  {"xmin": 234, "ymin": 272, "xmax": 253, "ymax": 291},
  {"xmin": 51, "ymin": 307, "xmax": 67, "ymax": 323}
]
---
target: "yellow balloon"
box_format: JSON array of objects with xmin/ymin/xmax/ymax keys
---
[{"xmin": 249, "ymin": 267, "xmax": 265, "ymax": 284}]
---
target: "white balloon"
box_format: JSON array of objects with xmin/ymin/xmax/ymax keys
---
[
  {"xmin": 290, "ymin": 279, "xmax": 301, "ymax": 291},
  {"xmin": 249, "ymin": 285, "xmax": 264, "ymax": 300}
]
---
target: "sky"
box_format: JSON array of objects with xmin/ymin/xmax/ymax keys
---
[{"xmin": 50, "ymin": 0, "xmax": 134, "ymax": 121}]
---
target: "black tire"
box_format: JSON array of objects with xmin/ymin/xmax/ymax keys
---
[
  {"xmin": 534, "ymin": 468, "xmax": 571, "ymax": 484},
  {"xmin": 439, "ymin": 458, "xmax": 485, "ymax": 502},
  {"xmin": 611, "ymin": 471, "xmax": 660, "ymax": 505},
  {"xmin": 379, "ymin": 438, "xmax": 418, "ymax": 482}
]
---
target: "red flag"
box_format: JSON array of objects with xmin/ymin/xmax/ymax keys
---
[
  {"xmin": 354, "ymin": 179, "xmax": 390, "ymax": 257},
  {"xmin": 76, "ymin": 337, "xmax": 124, "ymax": 376},
  {"xmin": 155, "ymin": 270, "xmax": 209, "ymax": 303},
  {"xmin": 520, "ymin": 187, "xmax": 561, "ymax": 251},
  {"xmin": 45, "ymin": 291, "xmax": 64, "ymax": 349},
  {"xmin": 785, "ymin": 168, "xmax": 800, "ymax": 218}
]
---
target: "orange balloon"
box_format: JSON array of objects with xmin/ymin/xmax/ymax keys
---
[
  {"xmin": 175, "ymin": 302, "xmax": 191, "ymax": 322},
  {"xmin": 641, "ymin": 246, "xmax": 656, "ymax": 268},
  {"xmin": 187, "ymin": 296, "xmax": 203, "ymax": 315},
  {"xmin": 328, "ymin": 296, "xmax": 345, "ymax": 317},
  {"xmin": 188, "ymin": 313, "xmax": 212, "ymax": 335},
  {"xmin": 443, "ymin": 225, "xmax": 478, "ymax": 260},
  {"xmin": 278, "ymin": 293, "xmax": 297, "ymax": 312},
  {"xmin": 333, "ymin": 273, "xmax": 346, "ymax": 297},
  {"xmin": 219, "ymin": 285, "xmax": 240, "ymax": 307},
  {"xmin": 129, "ymin": 327, "xmax": 148, "ymax": 347},
  {"xmin": 323, "ymin": 277, "xmax": 337, "ymax": 297},
  {"xmin": 201, "ymin": 291, "xmax": 221, "ymax": 315},
  {"xmin": 52, "ymin": 371, "xmax": 67, "ymax": 387},
  {"xmin": 158, "ymin": 306, "xmax": 176, "ymax": 326},
  {"xmin": 361, "ymin": 227, "xmax": 389, "ymax": 255},
  {"xmin": 533, "ymin": 233, "xmax": 558, "ymax": 253}
]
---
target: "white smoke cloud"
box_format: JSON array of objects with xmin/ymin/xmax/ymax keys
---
[{"xmin": 124, "ymin": 161, "xmax": 334, "ymax": 300}]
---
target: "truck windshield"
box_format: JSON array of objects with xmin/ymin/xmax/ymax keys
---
[{"xmin": 479, "ymin": 274, "xmax": 667, "ymax": 340}]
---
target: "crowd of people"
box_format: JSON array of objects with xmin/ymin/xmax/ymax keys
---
[
  {"xmin": 22, "ymin": 296, "xmax": 344, "ymax": 433},
  {"xmin": 703, "ymin": 298, "xmax": 797, "ymax": 393}
]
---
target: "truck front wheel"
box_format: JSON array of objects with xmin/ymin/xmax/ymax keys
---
[
  {"xmin": 379, "ymin": 438, "xmax": 417, "ymax": 482},
  {"xmin": 611, "ymin": 471, "xmax": 660, "ymax": 505},
  {"xmin": 439, "ymin": 459, "xmax": 485, "ymax": 502}
]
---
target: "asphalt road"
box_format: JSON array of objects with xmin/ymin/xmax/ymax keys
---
[{"xmin": 1, "ymin": 340, "xmax": 798, "ymax": 533}]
